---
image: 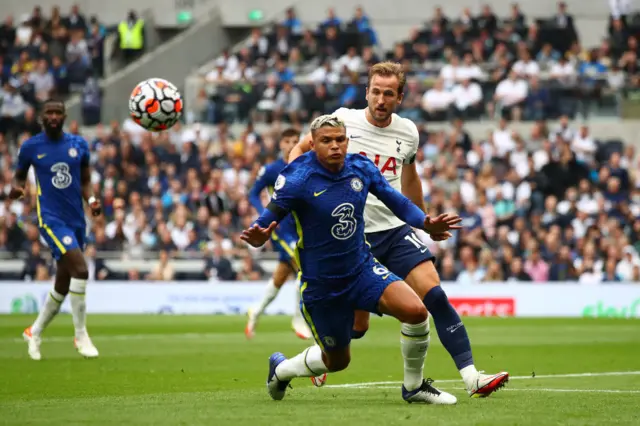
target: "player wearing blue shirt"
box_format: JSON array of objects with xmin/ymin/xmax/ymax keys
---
[
  {"xmin": 245, "ymin": 128, "xmax": 311, "ymax": 341},
  {"xmin": 241, "ymin": 115, "xmax": 461, "ymax": 404},
  {"xmin": 10, "ymin": 99, "xmax": 102, "ymax": 361},
  {"xmin": 289, "ymin": 62, "xmax": 509, "ymax": 399}
]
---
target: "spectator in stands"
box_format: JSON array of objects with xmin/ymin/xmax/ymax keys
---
[
  {"xmin": 493, "ymin": 70, "xmax": 528, "ymax": 120},
  {"xmin": 274, "ymin": 81, "xmax": 303, "ymax": 125},
  {"xmin": 319, "ymin": 8, "xmax": 341, "ymax": 33},
  {"xmin": 117, "ymin": 10, "xmax": 145, "ymax": 65},
  {"xmin": 525, "ymin": 77, "xmax": 551, "ymax": 121},
  {"xmin": 282, "ymin": 7, "xmax": 303, "ymax": 36},
  {"xmin": 0, "ymin": 80, "xmax": 27, "ymax": 136},
  {"xmin": 554, "ymin": 2, "xmax": 577, "ymax": 42},
  {"xmin": 147, "ymin": 249, "xmax": 175, "ymax": 281},
  {"xmin": 452, "ymin": 77, "xmax": 483, "ymax": 119},
  {"xmin": 205, "ymin": 245, "xmax": 236, "ymax": 281}
]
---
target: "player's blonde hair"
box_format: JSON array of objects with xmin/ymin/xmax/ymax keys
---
[
  {"xmin": 368, "ymin": 61, "xmax": 406, "ymax": 94},
  {"xmin": 309, "ymin": 114, "xmax": 345, "ymax": 136}
]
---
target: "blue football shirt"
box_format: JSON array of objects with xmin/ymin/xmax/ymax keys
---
[{"xmin": 16, "ymin": 132, "xmax": 90, "ymax": 229}]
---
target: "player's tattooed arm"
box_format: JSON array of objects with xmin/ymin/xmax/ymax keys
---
[
  {"xmin": 401, "ymin": 162, "xmax": 427, "ymax": 213},
  {"xmin": 288, "ymin": 132, "xmax": 313, "ymax": 163}
]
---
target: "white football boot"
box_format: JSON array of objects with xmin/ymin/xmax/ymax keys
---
[
  {"xmin": 402, "ymin": 379, "xmax": 458, "ymax": 405},
  {"xmin": 74, "ymin": 334, "xmax": 99, "ymax": 358},
  {"xmin": 467, "ymin": 371, "xmax": 509, "ymax": 397},
  {"xmin": 245, "ymin": 308, "xmax": 257, "ymax": 339},
  {"xmin": 23, "ymin": 327, "xmax": 42, "ymax": 361},
  {"xmin": 291, "ymin": 316, "xmax": 312, "ymax": 340}
]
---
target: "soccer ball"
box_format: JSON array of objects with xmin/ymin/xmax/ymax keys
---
[{"xmin": 129, "ymin": 78, "xmax": 183, "ymax": 131}]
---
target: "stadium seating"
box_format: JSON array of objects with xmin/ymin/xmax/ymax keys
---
[{"xmin": 0, "ymin": 2, "xmax": 639, "ymax": 284}]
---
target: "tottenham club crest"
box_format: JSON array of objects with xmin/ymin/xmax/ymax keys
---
[
  {"xmin": 68, "ymin": 148, "xmax": 78, "ymax": 158},
  {"xmin": 350, "ymin": 178, "xmax": 363, "ymax": 192}
]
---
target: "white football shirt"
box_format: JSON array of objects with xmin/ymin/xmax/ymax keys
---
[{"xmin": 333, "ymin": 108, "xmax": 420, "ymax": 233}]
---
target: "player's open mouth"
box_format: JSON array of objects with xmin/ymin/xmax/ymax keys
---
[{"xmin": 330, "ymin": 153, "xmax": 342, "ymax": 159}]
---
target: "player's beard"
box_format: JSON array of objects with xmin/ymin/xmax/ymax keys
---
[
  {"xmin": 43, "ymin": 119, "xmax": 63, "ymax": 138},
  {"xmin": 369, "ymin": 104, "xmax": 392, "ymax": 122}
]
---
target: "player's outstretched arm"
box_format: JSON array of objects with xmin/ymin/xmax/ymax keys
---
[
  {"xmin": 288, "ymin": 132, "xmax": 313, "ymax": 163},
  {"xmin": 366, "ymin": 160, "xmax": 462, "ymax": 239}
]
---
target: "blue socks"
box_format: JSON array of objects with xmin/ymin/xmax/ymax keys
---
[
  {"xmin": 423, "ymin": 286, "xmax": 474, "ymax": 370},
  {"xmin": 351, "ymin": 329, "xmax": 367, "ymax": 339}
]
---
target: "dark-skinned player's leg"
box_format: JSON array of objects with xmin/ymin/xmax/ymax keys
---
[
  {"xmin": 25, "ymin": 228, "xmax": 98, "ymax": 360},
  {"xmin": 24, "ymin": 262, "xmax": 70, "ymax": 360},
  {"xmin": 59, "ymin": 247, "xmax": 98, "ymax": 357}
]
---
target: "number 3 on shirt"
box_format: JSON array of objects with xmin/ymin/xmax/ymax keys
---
[
  {"xmin": 51, "ymin": 162, "xmax": 72, "ymax": 189},
  {"xmin": 331, "ymin": 203, "xmax": 357, "ymax": 240}
]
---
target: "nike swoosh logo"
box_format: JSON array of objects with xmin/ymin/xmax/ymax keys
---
[
  {"xmin": 37, "ymin": 154, "xmax": 46, "ymax": 159},
  {"xmin": 449, "ymin": 324, "xmax": 463, "ymax": 333},
  {"xmin": 314, "ymin": 189, "xmax": 327, "ymax": 197}
]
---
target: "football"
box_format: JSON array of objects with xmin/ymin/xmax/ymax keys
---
[{"xmin": 129, "ymin": 78, "xmax": 183, "ymax": 131}]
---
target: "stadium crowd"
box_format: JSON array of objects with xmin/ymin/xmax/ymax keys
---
[
  {"xmin": 197, "ymin": 2, "xmax": 640, "ymax": 125},
  {"xmin": 0, "ymin": 4, "xmax": 106, "ymax": 135},
  {"xmin": 0, "ymin": 3, "xmax": 639, "ymax": 284}
]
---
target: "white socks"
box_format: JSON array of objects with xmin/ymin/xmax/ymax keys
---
[
  {"xmin": 460, "ymin": 365, "xmax": 480, "ymax": 389},
  {"xmin": 401, "ymin": 319, "xmax": 431, "ymax": 391},
  {"xmin": 69, "ymin": 278, "xmax": 88, "ymax": 338},
  {"xmin": 255, "ymin": 279, "xmax": 280, "ymax": 316},
  {"xmin": 275, "ymin": 345, "xmax": 328, "ymax": 381},
  {"xmin": 31, "ymin": 289, "xmax": 64, "ymax": 336}
]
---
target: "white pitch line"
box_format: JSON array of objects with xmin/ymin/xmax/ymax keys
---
[
  {"xmin": 324, "ymin": 371, "xmax": 640, "ymax": 388},
  {"xmin": 4, "ymin": 333, "xmax": 220, "ymax": 344},
  {"xmin": 338, "ymin": 385, "xmax": 640, "ymax": 394}
]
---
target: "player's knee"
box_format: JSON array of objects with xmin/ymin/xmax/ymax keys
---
[
  {"xmin": 351, "ymin": 329, "xmax": 367, "ymax": 339},
  {"xmin": 70, "ymin": 264, "xmax": 89, "ymax": 280},
  {"xmin": 325, "ymin": 352, "xmax": 350, "ymax": 372},
  {"xmin": 403, "ymin": 302, "xmax": 429, "ymax": 325}
]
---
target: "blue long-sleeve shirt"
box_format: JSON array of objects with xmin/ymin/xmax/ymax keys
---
[{"xmin": 256, "ymin": 152, "xmax": 425, "ymax": 285}]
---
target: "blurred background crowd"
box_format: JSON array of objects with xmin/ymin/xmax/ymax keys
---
[{"xmin": 0, "ymin": 1, "xmax": 639, "ymax": 284}]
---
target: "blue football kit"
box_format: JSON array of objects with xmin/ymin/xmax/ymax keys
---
[
  {"xmin": 17, "ymin": 132, "xmax": 90, "ymax": 260},
  {"xmin": 255, "ymin": 152, "xmax": 427, "ymax": 351},
  {"xmin": 249, "ymin": 157, "xmax": 300, "ymax": 266}
]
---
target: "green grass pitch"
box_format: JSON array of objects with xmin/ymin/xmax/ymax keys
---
[{"xmin": 1, "ymin": 315, "xmax": 639, "ymax": 425}]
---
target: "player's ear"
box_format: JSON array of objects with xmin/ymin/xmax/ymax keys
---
[
  {"xmin": 365, "ymin": 86, "xmax": 369, "ymax": 101},
  {"xmin": 397, "ymin": 91, "xmax": 404, "ymax": 105}
]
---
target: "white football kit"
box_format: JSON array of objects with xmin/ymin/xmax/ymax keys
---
[{"xmin": 333, "ymin": 107, "xmax": 420, "ymax": 233}]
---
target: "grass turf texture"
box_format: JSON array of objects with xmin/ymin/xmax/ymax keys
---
[{"xmin": 1, "ymin": 315, "xmax": 639, "ymax": 425}]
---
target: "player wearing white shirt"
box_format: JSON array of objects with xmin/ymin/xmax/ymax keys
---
[{"xmin": 289, "ymin": 62, "xmax": 509, "ymax": 401}]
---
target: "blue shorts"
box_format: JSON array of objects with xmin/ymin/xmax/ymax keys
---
[
  {"xmin": 366, "ymin": 224, "xmax": 435, "ymax": 279},
  {"xmin": 271, "ymin": 230, "xmax": 298, "ymax": 266},
  {"xmin": 300, "ymin": 257, "xmax": 400, "ymax": 351},
  {"xmin": 39, "ymin": 222, "xmax": 86, "ymax": 261}
]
